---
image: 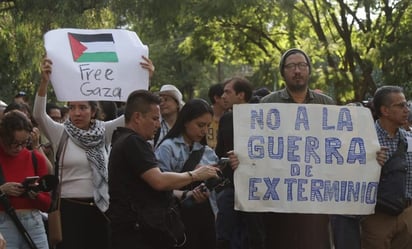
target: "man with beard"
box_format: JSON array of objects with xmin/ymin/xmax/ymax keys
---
[{"xmin": 260, "ymin": 48, "xmax": 334, "ymax": 249}]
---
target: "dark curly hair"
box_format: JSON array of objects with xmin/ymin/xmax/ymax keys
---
[{"xmin": 0, "ymin": 110, "xmax": 33, "ymax": 147}]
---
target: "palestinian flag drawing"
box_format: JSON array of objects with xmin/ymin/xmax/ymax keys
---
[{"xmin": 68, "ymin": 33, "xmax": 119, "ymax": 62}]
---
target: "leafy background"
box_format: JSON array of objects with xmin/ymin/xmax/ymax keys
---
[{"xmin": 0, "ymin": 0, "xmax": 411, "ymax": 105}]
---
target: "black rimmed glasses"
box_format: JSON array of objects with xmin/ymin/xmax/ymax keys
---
[
  {"xmin": 284, "ymin": 62, "xmax": 309, "ymax": 70},
  {"xmin": 9, "ymin": 137, "xmax": 31, "ymax": 149}
]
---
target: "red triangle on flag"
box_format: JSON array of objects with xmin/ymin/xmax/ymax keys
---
[{"xmin": 68, "ymin": 34, "xmax": 87, "ymax": 61}]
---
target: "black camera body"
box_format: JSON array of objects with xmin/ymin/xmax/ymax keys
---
[
  {"xmin": 203, "ymin": 157, "xmax": 231, "ymax": 192},
  {"xmin": 21, "ymin": 175, "xmax": 59, "ymax": 193},
  {"xmin": 181, "ymin": 157, "xmax": 232, "ymax": 208}
]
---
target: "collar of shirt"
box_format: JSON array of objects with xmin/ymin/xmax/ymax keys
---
[
  {"xmin": 172, "ymin": 135, "xmax": 204, "ymax": 152},
  {"xmin": 280, "ymin": 88, "xmax": 315, "ymax": 103}
]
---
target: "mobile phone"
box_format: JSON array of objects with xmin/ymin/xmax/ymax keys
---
[{"xmin": 21, "ymin": 176, "xmax": 39, "ymax": 187}]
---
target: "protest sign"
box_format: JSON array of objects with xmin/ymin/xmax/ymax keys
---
[
  {"xmin": 233, "ymin": 103, "xmax": 381, "ymax": 215},
  {"xmin": 44, "ymin": 28, "xmax": 149, "ymax": 102}
]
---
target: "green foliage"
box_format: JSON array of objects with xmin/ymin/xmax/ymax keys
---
[
  {"xmin": 1, "ymin": 0, "xmax": 412, "ymax": 105},
  {"xmin": 0, "ymin": 0, "xmax": 116, "ymax": 104}
]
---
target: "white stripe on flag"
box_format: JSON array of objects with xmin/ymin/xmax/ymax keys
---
[{"xmin": 81, "ymin": 41, "xmax": 115, "ymax": 53}]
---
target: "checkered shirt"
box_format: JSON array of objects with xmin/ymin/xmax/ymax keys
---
[{"xmin": 375, "ymin": 120, "xmax": 412, "ymax": 199}]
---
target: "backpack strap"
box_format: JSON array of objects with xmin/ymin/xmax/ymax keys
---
[{"xmin": 31, "ymin": 151, "xmax": 38, "ymax": 175}]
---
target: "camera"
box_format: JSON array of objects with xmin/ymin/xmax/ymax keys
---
[
  {"xmin": 181, "ymin": 158, "xmax": 232, "ymax": 208},
  {"xmin": 21, "ymin": 176, "xmax": 39, "ymax": 190},
  {"xmin": 199, "ymin": 157, "xmax": 232, "ymax": 193},
  {"xmin": 21, "ymin": 175, "xmax": 59, "ymax": 193}
]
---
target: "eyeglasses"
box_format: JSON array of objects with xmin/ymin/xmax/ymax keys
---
[
  {"xmin": 284, "ymin": 62, "xmax": 309, "ymax": 71},
  {"xmin": 9, "ymin": 138, "xmax": 31, "ymax": 149},
  {"xmin": 160, "ymin": 96, "xmax": 174, "ymax": 103},
  {"xmin": 390, "ymin": 102, "xmax": 409, "ymax": 109}
]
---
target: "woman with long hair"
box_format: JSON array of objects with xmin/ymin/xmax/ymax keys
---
[{"xmin": 155, "ymin": 98, "xmax": 222, "ymax": 249}]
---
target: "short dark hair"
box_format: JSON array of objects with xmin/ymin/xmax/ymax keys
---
[
  {"xmin": 208, "ymin": 83, "xmax": 224, "ymax": 104},
  {"xmin": 250, "ymin": 87, "xmax": 271, "ymax": 103},
  {"xmin": 224, "ymin": 77, "xmax": 253, "ymax": 102},
  {"xmin": 98, "ymin": 101, "xmax": 118, "ymax": 121},
  {"xmin": 124, "ymin": 90, "xmax": 161, "ymax": 123},
  {"xmin": 373, "ymin": 85, "xmax": 403, "ymax": 118},
  {"xmin": 46, "ymin": 103, "xmax": 61, "ymax": 115}
]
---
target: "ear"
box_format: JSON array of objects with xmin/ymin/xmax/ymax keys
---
[
  {"xmin": 238, "ymin": 91, "xmax": 245, "ymax": 101},
  {"xmin": 132, "ymin": 111, "xmax": 142, "ymax": 124},
  {"xmin": 380, "ymin": 105, "xmax": 390, "ymax": 117},
  {"xmin": 91, "ymin": 109, "xmax": 97, "ymax": 119}
]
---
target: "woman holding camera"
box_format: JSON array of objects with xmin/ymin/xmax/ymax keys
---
[
  {"xmin": 0, "ymin": 110, "xmax": 51, "ymax": 249},
  {"xmin": 155, "ymin": 98, "xmax": 238, "ymax": 249}
]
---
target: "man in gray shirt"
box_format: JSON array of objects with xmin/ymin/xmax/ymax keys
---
[{"xmin": 260, "ymin": 48, "xmax": 333, "ymax": 249}]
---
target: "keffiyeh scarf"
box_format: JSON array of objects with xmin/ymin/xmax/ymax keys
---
[{"xmin": 64, "ymin": 119, "xmax": 109, "ymax": 212}]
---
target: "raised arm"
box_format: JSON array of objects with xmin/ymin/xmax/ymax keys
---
[
  {"xmin": 140, "ymin": 56, "xmax": 155, "ymax": 79},
  {"xmin": 38, "ymin": 58, "xmax": 52, "ymax": 97},
  {"xmin": 33, "ymin": 58, "xmax": 64, "ymax": 153}
]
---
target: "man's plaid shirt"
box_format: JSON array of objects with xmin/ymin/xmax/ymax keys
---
[{"xmin": 375, "ymin": 120, "xmax": 412, "ymax": 200}]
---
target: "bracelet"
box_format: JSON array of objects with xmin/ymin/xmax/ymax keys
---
[
  {"xmin": 187, "ymin": 171, "xmax": 194, "ymax": 182},
  {"xmin": 181, "ymin": 190, "xmax": 189, "ymax": 200}
]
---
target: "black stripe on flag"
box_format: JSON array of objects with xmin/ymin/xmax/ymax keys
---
[{"xmin": 69, "ymin": 33, "xmax": 115, "ymax": 43}]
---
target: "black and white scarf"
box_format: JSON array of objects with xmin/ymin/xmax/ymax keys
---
[{"xmin": 64, "ymin": 119, "xmax": 109, "ymax": 212}]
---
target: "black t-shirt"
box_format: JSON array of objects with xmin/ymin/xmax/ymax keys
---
[
  {"xmin": 215, "ymin": 111, "xmax": 235, "ymax": 185},
  {"xmin": 107, "ymin": 127, "xmax": 173, "ymax": 230}
]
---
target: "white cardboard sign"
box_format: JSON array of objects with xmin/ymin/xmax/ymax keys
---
[
  {"xmin": 233, "ymin": 103, "xmax": 381, "ymax": 215},
  {"xmin": 44, "ymin": 28, "xmax": 149, "ymax": 102}
]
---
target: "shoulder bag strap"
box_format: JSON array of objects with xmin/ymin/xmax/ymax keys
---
[
  {"xmin": 393, "ymin": 131, "xmax": 407, "ymax": 157},
  {"xmin": 179, "ymin": 146, "xmax": 206, "ymax": 193},
  {"xmin": 31, "ymin": 151, "xmax": 38, "ymax": 175},
  {"xmin": 181, "ymin": 146, "xmax": 205, "ymax": 173},
  {"xmin": 54, "ymin": 131, "xmax": 69, "ymax": 177},
  {"xmin": 50, "ymin": 131, "xmax": 68, "ymax": 211}
]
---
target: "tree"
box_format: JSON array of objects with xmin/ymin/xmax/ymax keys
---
[
  {"xmin": 1, "ymin": 0, "xmax": 412, "ymax": 104},
  {"xmin": 0, "ymin": 0, "xmax": 115, "ymax": 104},
  {"xmin": 114, "ymin": 0, "xmax": 412, "ymax": 103}
]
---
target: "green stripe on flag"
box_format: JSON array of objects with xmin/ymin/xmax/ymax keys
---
[{"xmin": 76, "ymin": 52, "xmax": 119, "ymax": 62}]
